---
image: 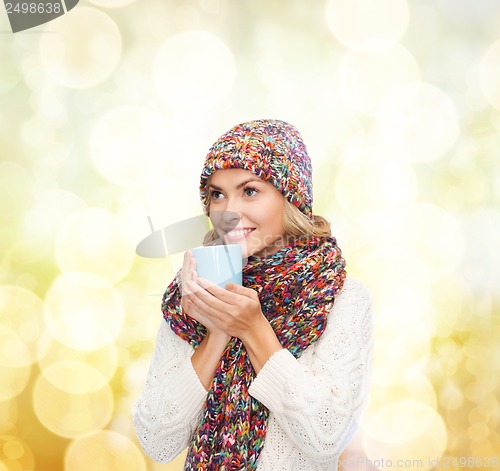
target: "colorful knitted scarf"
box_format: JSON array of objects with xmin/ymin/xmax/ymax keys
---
[{"xmin": 162, "ymin": 236, "xmax": 346, "ymax": 470}]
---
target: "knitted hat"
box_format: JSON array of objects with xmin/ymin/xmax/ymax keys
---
[{"xmin": 199, "ymin": 119, "xmax": 313, "ymax": 218}]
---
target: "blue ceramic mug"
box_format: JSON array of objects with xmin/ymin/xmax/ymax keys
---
[{"xmin": 192, "ymin": 244, "xmax": 242, "ymax": 288}]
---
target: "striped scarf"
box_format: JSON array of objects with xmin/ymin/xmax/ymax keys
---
[{"xmin": 162, "ymin": 236, "xmax": 346, "ymax": 470}]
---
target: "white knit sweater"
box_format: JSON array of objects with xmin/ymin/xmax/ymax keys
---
[{"xmin": 132, "ymin": 277, "xmax": 374, "ymax": 470}]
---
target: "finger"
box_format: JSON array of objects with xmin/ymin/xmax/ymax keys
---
[
  {"xmin": 190, "ymin": 257, "xmax": 201, "ymax": 289},
  {"xmin": 225, "ymin": 282, "xmax": 256, "ymax": 298},
  {"xmin": 187, "ymin": 279, "xmax": 204, "ymax": 293},
  {"xmin": 182, "ymin": 251, "xmax": 199, "ymax": 295},
  {"xmin": 188, "ymin": 281, "xmax": 229, "ymax": 319},
  {"xmin": 186, "ymin": 280, "xmax": 210, "ymax": 302},
  {"xmin": 181, "ymin": 251, "xmax": 191, "ymax": 295},
  {"xmin": 187, "ymin": 251, "xmax": 195, "ymax": 282},
  {"xmin": 190, "ymin": 254, "xmax": 198, "ymax": 283},
  {"xmin": 198, "ymin": 278, "xmax": 257, "ymax": 304},
  {"xmin": 186, "ymin": 297, "xmax": 203, "ymax": 317},
  {"xmin": 196, "ymin": 277, "xmax": 242, "ymax": 304},
  {"xmin": 185, "ymin": 298, "xmax": 212, "ymax": 325}
]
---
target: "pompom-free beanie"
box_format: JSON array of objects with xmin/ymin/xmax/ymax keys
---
[{"xmin": 199, "ymin": 119, "xmax": 313, "ymax": 218}]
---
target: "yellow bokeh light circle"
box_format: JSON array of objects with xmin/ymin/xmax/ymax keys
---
[
  {"xmin": 117, "ymin": 282, "xmax": 168, "ymax": 345},
  {"xmin": 0, "ymin": 324, "xmax": 31, "ymax": 401},
  {"xmin": 325, "ymin": 0, "xmax": 409, "ymax": 52},
  {"xmin": 373, "ymin": 321, "xmax": 431, "ymax": 385},
  {"xmin": 39, "ymin": 339, "xmax": 118, "ymax": 388},
  {"xmin": 41, "ymin": 360, "xmax": 109, "ymax": 394},
  {"xmin": 55, "ymin": 208, "xmax": 134, "ymax": 286},
  {"xmin": 153, "ymin": 30, "xmax": 236, "ymax": 109},
  {"xmin": 440, "ymin": 378, "xmax": 465, "ymax": 412},
  {"xmin": 44, "ymin": 272, "xmax": 124, "ymax": 351},
  {"xmin": 356, "ymin": 247, "xmax": 431, "ymax": 316},
  {"xmin": 0, "ymin": 286, "xmax": 48, "ymax": 364},
  {"xmin": 370, "ymin": 374, "xmax": 437, "ymax": 413},
  {"xmin": 24, "ymin": 189, "xmax": 86, "ymax": 240},
  {"xmin": 32, "ymin": 371, "xmax": 113, "ymax": 438},
  {"xmin": 0, "ymin": 398, "xmax": 18, "ymax": 435},
  {"xmin": 65, "ymin": 430, "xmax": 146, "ymax": 471},
  {"xmin": 0, "ymin": 39, "xmax": 21, "ymax": 95},
  {"xmin": 0, "ymin": 435, "xmax": 35, "ymax": 471},
  {"xmin": 40, "ymin": 7, "xmax": 122, "ymax": 89},
  {"xmin": 377, "ymin": 282, "xmax": 432, "ymax": 326},
  {"xmin": 363, "ymin": 400, "xmax": 447, "ymax": 470},
  {"xmin": 0, "ymin": 324, "xmax": 31, "ymax": 368},
  {"xmin": 398, "ymin": 203, "xmax": 465, "ymax": 282},
  {"xmin": 376, "ymin": 82, "xmax": 459, "ymax": 162},
  {"xmin": 335, "ymin": 147, "xmax": 418, "ymax": 224},
  {"xmin": 337, "ymin": 45, "xmax": 420, "ymax": 115},
  {"xmin": 0, "ymin": 162, "xmax": 33, "ymax": 218},
  {"xmin": 122, "ymin": 353, "xmax": 155, "ymax": 395},
  {"xmin": 479, "ymin": 39, "xmax": 500, "ymax": 111},
  {"xmin": 89, "ymin": 106, "xmax": 171, "ymax": 186}
]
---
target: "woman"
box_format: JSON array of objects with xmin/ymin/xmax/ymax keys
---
[{"xmin": 133, "ymin": 119, "xmax": 373, "ymax": 470}]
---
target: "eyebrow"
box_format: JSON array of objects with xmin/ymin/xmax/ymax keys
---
[{"xmin": 207, "ymin": 178, "xmax": 263, "ymax": 191}]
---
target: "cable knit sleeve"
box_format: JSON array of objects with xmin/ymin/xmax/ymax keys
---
[
  {"xmin": 248, "ymin": 278, "xmax": 373, "ymax": 464},
  {"xmin": 132, "ymin": 320, "xmax": 207, "ymax": 463}
]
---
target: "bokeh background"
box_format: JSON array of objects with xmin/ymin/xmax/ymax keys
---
[{"xmin": 1, "ymin": 0, "xmax": 500, "ymax": 470}]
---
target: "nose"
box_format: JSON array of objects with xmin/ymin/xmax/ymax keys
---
[
  {"xmin": 222, "ymin": 205, "xmax": 240, "ymax": 220},
  {"xmin": 221, "ymin": 196, "xmax": 242, "ymax": 226},
  {"xmin": 209, "ymin": 209, "xmax": 241, "ymax": 233},
  {"xmin": 222, "ymin": 210, "xmax": 241, "ymax": 230}
]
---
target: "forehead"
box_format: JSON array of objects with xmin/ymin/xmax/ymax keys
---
[{"xmin": 208, "ymin": 168, "xmax": 262, "ymax": 186}]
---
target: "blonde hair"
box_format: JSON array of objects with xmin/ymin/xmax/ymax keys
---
[
  {"xmin": 202, "ymin": 199, "xmax": 331, "ymax": 245},
  {"xmin": 283, "ymin": 200, "xmax": 331, "ymax": 238}
]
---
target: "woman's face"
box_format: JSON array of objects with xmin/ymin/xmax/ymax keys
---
[{"xmin": 207, "ymin": 168, "xmax": 288, "ymax": 258}]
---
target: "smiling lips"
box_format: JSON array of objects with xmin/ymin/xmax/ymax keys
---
[{"xmin": 224, "ymin": 228, "xmax": 255, "ymax": 242}]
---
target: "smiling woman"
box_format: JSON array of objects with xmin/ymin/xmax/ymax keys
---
[
  {"xmin": 132, "ymin": 119, "xmax": 374, "ymax": 471},
  {"xmin": 205, "ymin": 168, "xmax": 288, "ymax": 258}
]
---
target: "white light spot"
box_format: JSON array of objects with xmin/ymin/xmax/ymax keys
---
[
  {"xmin": 55, "ymin": 208, "xmax": 135, "ymax": 286},
  {"xmin": 337, "ymin": 45, "xmax": 420, "ymax": 115},
  {"xmin": 89, "ymin": 106, "xmax": 172, "ymax": 187},
  {"xmin": 326, "ymin": 0, "xmax": 410, "ymax": 52},
  {"xmin": 376, "ymin": 82, "xmax": 460, "ymax": 162},
  {"xmin": 153, "ymin": 31, "xmax": 236, "ymax": 109},
  {"xmin": 44, "ymin": 273, "xmax": 124, "ymax": 351},
  {"xmin": 40, "ymin": 7, "xmax": 122, "ymax": 89},
  {"xmin": 479, "ymin": 40, "xmax": 500, "ymax": 111}
]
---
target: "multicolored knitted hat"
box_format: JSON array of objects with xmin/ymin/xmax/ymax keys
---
[{"xmin": 199, "ymin": 119, "xmax": 314, "ymax": 218}]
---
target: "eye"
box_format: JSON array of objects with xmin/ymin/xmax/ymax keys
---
[
  {"xmin": 244, "ymin": 187, "xmax": 258, "ymax": 197},
  {"xmin": 210, "ymin": 190, "xmax": 224, "ymax": 200}
]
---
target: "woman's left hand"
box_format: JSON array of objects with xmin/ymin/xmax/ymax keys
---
[
  {"xmin": 187, "ymin": 278, "xmax": 265, "ymax": 341},
  {"xmin": 189, "ymin": 278, "xmax": 283, "ymax": 373}
]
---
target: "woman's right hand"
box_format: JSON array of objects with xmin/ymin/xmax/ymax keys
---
[
  {"xmin": 180, "ymin": 250, "xmax": 228, "ymax": 339},
  {"xmin": 181, "ymin": 250, "xmax": 231, "ymax": 390}
]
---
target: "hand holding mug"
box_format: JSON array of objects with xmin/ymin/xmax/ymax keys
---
[
  {"xmin": 180, "ymin": 251, "xmax": 218, "ymax": 332},
  {"xmin": 181, "ymin": 245, "xmax": 243, "ymax": 337}
]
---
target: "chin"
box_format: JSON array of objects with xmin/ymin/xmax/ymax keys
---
[
  {"xmin": 246, "ymin": 245, "xmax": 273, "ymax": 258},
  {"xmin": 241, "ymin": 244, "xmax": 259, "ymax": 259},
  {"xmin": 241, "ymin": 245, "xmax": 253, "ymax": 258}
]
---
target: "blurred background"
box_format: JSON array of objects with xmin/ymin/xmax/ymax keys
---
[{"xmin": 1, "ymin": 0, "xmax": 500, "ymax": 469}]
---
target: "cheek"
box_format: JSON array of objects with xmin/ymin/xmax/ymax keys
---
[
  {"xmin": 262, "ymin": 202, "xmax": 285, "ymax": 234},
  {"xmin": 245, "ymin": 195, "xmax": 285, "ymax": 234}
]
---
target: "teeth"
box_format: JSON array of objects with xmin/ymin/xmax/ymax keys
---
[{"xmin": 227, "ymin": 229, "xmax": 252, "ymax": 237}]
